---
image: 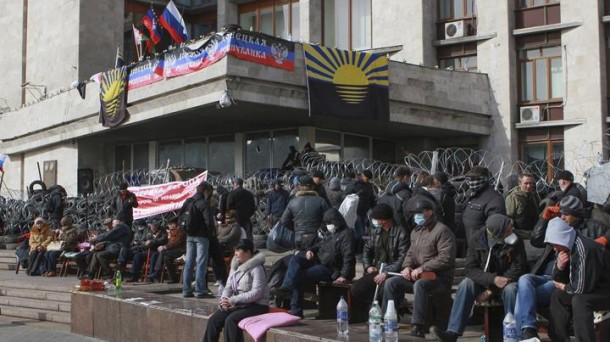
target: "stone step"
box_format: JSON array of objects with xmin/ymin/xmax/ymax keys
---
[
  {"xmin": 0, "ymin": 288, "xmax": 72, "ymax": 303},
  {"xmin": 0, "ymin": 279, "xmax": 74, "ymax": 293},
  {"xmin": 0, "ymin": 249, "xmax": 18, "ymax": 258},
  {"xmin": 0, "ymin": 295, "xmax": 70, "ymax": 313},
  {"xmin": 0, "ymin": 305, "xmax": 71, "ymax": 324},
  {"xmin": 0, "ymin": 264, "xmax": 17, "ymax": 271}
]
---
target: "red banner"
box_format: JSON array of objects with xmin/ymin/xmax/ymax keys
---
[{"xmin": 130, "ymin": 171, "xmax": 207, "ymax": 219}]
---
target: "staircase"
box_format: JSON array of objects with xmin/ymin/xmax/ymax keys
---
[{"xmin": 0, "ymin": 249, "xmax": 72, "ymax": 324}]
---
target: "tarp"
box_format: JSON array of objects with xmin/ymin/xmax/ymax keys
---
[{"xmin": 585, "ymin": 163, "xmax": 610, "ymax": 205}]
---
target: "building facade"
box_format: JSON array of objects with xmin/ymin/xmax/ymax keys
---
[{"xmin": 0, "ymin": 0, "xmax": 607, "ymax": 197}]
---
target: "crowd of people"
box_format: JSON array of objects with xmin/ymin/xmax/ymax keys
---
[{"xmin": 12, "ymin": 161, "xmax": 610, "ymax": 342}]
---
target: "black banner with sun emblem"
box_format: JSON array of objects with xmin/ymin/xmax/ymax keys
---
[
  {"xmin": 303, "ymin": 44, "xmax": 389, "ymax": 120},
  {"xmin": 99, "ymin": 66, "xmax": 129, "ymax": 128}
]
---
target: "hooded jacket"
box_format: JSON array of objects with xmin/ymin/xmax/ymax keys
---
[
  {"xmin": 266, "ymin": 187, "xmax": 290, "ymax": 217},
  {"xmin": 505, "ymin": 186, "xmax": 540, "ymax": 231},
  {"xmin": 376, "ymin": 180, "xmax": 412, "ymax": 229},
  {"xmin": 465, "ymin": 228, "xmax": 528, "ymax": 288},
  {"xmin": 551, "ymin": 233, "xmax": 610, "ymax": 294},
  {"xmin": 43, "ymin": 185, "xmax": 66, "ymax": 223},
  {"xmin": 403, "ymin": 216, "xmax": 456, "ymax": 287},
  {"xmin": 326, "ymin": 178, "xmax": 346, "ymax": 209},
  {"xmin": 462, "ymin": 185, "xmax": 506, "ymax": 241},
  {"xmin": 313, "ymin": 209, "xmax": 356, "ymax": 280},
  {"xmin": 363, "ymin": 223, "xmax": 409, "ymax": 274},
  {"xmin": 222, "ymin": 251, "xmax": 269, "ymax": 306},
  {"xmin": 217, "ymin": 222, "xmax": 243, "ymax": 251}
]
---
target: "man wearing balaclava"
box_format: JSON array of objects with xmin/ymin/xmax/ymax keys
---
[
  {"xmin": 461, "ymin": 166, "xmax": 506, "ymax": 245},
  {"xmin": 545, "ymin": 218, "xmax": 610, "ymax": 342},
  {"xmin": 431, "ymin": 214, "xmax": 527, "ymax": 342}
]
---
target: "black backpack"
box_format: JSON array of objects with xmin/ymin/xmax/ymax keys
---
[{"xmin": 180, "ymin": 198, "xmax": 208, "ymax": 236}]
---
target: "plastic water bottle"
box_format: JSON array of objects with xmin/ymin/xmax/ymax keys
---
[
  {"xmin": 336, "ymin": 296, "xmax": 349, "ymax": 335},
  {"xmin": 114, "ymin": 270, "xmax": 123, "ymax": 290},
  {"xmin": 503, "ymin": 312, "xmax": 517, "ymax": 342},
  {"xmin": 384, "ymin": 299, "xmax": 398, "ymax": 342},
  {"xmin": 368, "ymin": 300, "xmax": 382, "ymax": 342}
]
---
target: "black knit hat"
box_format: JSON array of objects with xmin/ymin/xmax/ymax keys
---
[
  {"xmin": 361, "ymin": 169, "xmax": 373, "ymax": 179},
  {"xmin": 555, "ymin": 170, "xmax": 574, "ymax": 182},
  {"xmin": 312, "ymin": 171, "xmax": 325, "ymax": 179},
  {"xmin": 371, "ymin": 203, "xmax": 393, "ymax": 220},
  {"xmin": 299, "ymin": 175, "xmax": 314, "ymax": 187},
  {"xmin": 559, "ymin": 195, "xmax": 583, "ymax": 217}
]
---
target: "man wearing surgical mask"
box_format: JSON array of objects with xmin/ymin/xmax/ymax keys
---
[
  {"xmin": 272, "ymin": 208, "xmax": 355, "ymax": 317},
  {"xmin": 350, "ymin": 204, "xmax": 409, "ymax": 316},
  {"xmin": 382, "ymin": 199, "xmax": 456, "ymax": 338},
  {"xmin": 431, "ymin": 214, "xmax": 527, "ymax": 342}
]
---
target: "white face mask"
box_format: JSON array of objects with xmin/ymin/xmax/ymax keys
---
[
  {"xmin": 504, "ymin": 233, "xmax": 518, "ymax": 245},
  {"xmin": 326, "ymin": 224, "xmax": 337, "ymax": 233},
  {"xmin": 371, "ymin": 219, "xmax": 382, "ymax": 229}
]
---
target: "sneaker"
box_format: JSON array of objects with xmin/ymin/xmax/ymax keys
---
[
  {"xmin": 430, "ymin": 326, "xmax": 458, "ymax": 342},
  {"xmin": 521, "ymin": 327, "xmax": 539, "ymax": 340},
  {"xmin": 410, "ymin": 324, "xmax": 426, "ymax": 338},
  {"xmin": 195, "ymin": 293, "xmax": 214, "ymax": 299},
  {"xmin": 183, "ymin": 293, "xmax": 194, "ymax": 298}
]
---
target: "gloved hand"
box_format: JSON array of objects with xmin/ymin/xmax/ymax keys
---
[{"xmin": 542, "ymin": 205, "xmax": 560, "ymax": 220}]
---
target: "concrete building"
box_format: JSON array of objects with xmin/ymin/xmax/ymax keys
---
[{"xmin": 0, "ymin": 0, "xmax": 607, "ymax": 197}]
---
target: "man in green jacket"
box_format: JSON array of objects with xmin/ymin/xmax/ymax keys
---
[{"xmin": 505, "ymin": 172, "xmax": 540, "ymax": 235}]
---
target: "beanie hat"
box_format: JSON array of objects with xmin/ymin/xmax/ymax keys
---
[
  {"xmin": 299, "ymin": 175, "xmax": 314, "ymax": 187},
  {"xmin": 559, "ymin": 195, "xmax": 583, "ymax": 217},
  {"xmin": 312, "ymin": 171, "xmax": 325, "ymax": 179},
  {"xmin": 555, "ymin": 170, "xmax": 574, "ymax": 182},
  {"xmin": 544, "ymin": 217, "xmax": 576, "ymax": 250},
  {"xmin": 466, "ymin": 166, "xmax": 489, "ymax": 178},
  {"xmin": 329, "ymin": 177, "xmax": 341, "ymax": 191},
  {"xmin": 371, "ymin": 203, "xmax": 393, "ymax": 220},
  {"xmin": 361, "ymin": 170, "xmax": 373, "ymax": 179},
  {"xmin": 485, "ymin": 214, "xmax": 513, "ymax": 247}
]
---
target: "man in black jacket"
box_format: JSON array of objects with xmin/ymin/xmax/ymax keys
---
[
  {"xmin": 84, "ymin": 219, "xmax": 132, "ymax": 278},
  {"xmin": 555, "ymin": 170, "xmax": 587, "ymax": 205},
  {"xmin": 273, "ymin": 208, "xmax": 355, "ymax": 317},
  {"xmin": 350, "ymin": 204, "xmax": 408, "ymax": 307},
  {"xmin": 431, "ymin": 214, "xmax": 528, "ymax": 342},
  {"xmin": 545, "ymin": 218, "xmax": 610, "ymax": 341},
  {"xmin": 112, "ymin": 182, "xmax": 138, "ymax": 227},
  {"xmin": 377, "ymin": 166, "xmax": 413, "ymax": 230},
  {"xmin": 43, "ymin": 185, "xmax": 67, "ymax": 229},
  {"xmin": 226, "ymin": 178, "xmax": 256, "ymax": 239}
]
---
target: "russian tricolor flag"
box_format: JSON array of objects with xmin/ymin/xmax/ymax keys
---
[
  {"xmin": 0, "ymin": 154, "xmax": 6, "ymax": 172},
  {"xmin": 159, "ymin": 0, "xmax": 188, "ymax": 44}
]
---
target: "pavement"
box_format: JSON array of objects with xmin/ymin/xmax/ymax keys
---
[{"xmin": 0, "ymin": 316, "xmax": 103, "ymax": 342}]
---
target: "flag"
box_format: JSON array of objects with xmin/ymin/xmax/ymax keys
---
[
  {"xmin": 0, "ymin": 154, "xmax": 6, "ymax": 172},
  {"xmin": 153, "ymin": 57, "xmax": 164, "ymax": 76},
  {"xmin": 99, "ymin": 66, "xmax": 129, "ymax": 128},
  {"xmin": 76, "ymin": 82, "xmax": 87, "ymax": 99},
  {"xmin": 303, "ymin": 44, "xmax": 389, "ymax": 120},
  {"xmin": 115, "ymin": 47, "xmax": 125, "ymax": 68},
  {"xmin": 142, "ymin": 8, "xmax": 163, "ymax": 44},
  {"xmin": 133, "ymin": 24, "xmax": 144, "ymax": 47},
  {"xmin": 159, "ymin": 0, "xmax": 188, "ymax": 44}
]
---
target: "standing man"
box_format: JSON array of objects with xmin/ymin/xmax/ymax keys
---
[
  {"xmin": 312, "ymin": 171, "xmax": 331, "ymax": 206},
  {"xmin": 431, "ymin": 214, "xmax": 528, "ymax": 342},
  {"xmin": 505, "ymin": 172, "xmax": 540, "ymax": 234},
  {"xmin": 545, "ymin": 218, "xmax": 610, "ymax": 342},
  {"xmin": 266, "ymin": 179, "xmax": 290, "ymax": 228},
  {"xmin": 346, "ymin": 169, "xmax": 377, "ymax": 256},
  {"xmin": 43, "ymin": 185, "xmax": 67, "ymax": 229},
  {"xmin": 377, "ymin": 166, "xmax": 414, "ymax": 230},
  {"xmin": 112, "ymin": 182, "xmax": 139, "ymax": 227},
  {"xmin": 226, "ymin": 178, "xmax": 256, "ymax": 239},
  {"xmin": 182, "ymin": 181, "xmax": 215, "ymax": 298},
  {"xmin": 461, "ymin": 166, "xmax": 506, "ymax": 244},
  {"xmin": 382, "ymin": 199, "xmax": 456, "ymax": 338},
  {"xmin": 555, "ymin": 170, "xmax": 587, "ymax": 205}
]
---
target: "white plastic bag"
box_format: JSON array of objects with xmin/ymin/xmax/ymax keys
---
[{"xmin": 339, "ymin": 194, "xmax": 359, "ymax": 229}]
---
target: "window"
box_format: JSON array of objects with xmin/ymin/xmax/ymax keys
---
[
  {"xmin": 315, "ymin": 129, "xmax": 342, "ymax": 162},
  {"xmin": 519, "ymin": 46, "xmax": 562, "ymax": 102},
  {"xmin": 238, "ymin": 0, "xmax": 300, "ymax": 40},
  {"xmin": 245, "ymin": 132, "xmax": 272, "ymax": 175},
  {"xmin": 273, "ymin": 130, "xmax": 299, "ymax": 168},
  {"xmin": 323, "ymin": 0, "xmax": 371, "ymax": 50},
  {"xmin": 344, "ymin": 134, "xmax": 369, "ymax": 159},
  {"xmin": 438, "ymin": 43, "xmax": 477, "ymax": 72},
  {"xmin": 184, "ymin": 139, "xmax": 207, "ymax": 168},
  {"xmin": 519, "ymin": 128, "xmax": 563, "ymax": 181},
  {"xmin": 208, "ymin": 136, "xmax": 235, "ymax": 174},
  {"xmin": 439, "ymin": 0, "xmax": 477, "ymax": 21},
  {"xmin": 372, "ymin": 139, "xmax": 396, "ymax": 163},
  {"xmin": 518, "ymin": 0, "xmax": 559, "ymax": 9},
  {"xmin": 158, "ymin": 140, "xmax": 183, "ymax": 167}
]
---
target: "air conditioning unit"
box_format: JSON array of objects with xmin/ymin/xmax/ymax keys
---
[
  {"xmin": 445, "ymin": 20, "xmax": 466, "ymax": 39},
  {"xmin": 520, "ymin": 106, "xmax": 541, "ymax": 123}
]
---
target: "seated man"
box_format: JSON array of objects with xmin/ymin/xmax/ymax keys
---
[
  {"xmin": 431, "ymin": 214, "xmax": 528, "ymax": 342},
  {"xmin": 150, "ymin": 218, "xmax": 186, "ymax": 284},
  {"xmin": 126, "ymin": 220, "xmax": 167, "ymax": 282},
  {"xmin": 84, "ymin": 219, "xmax": 131, "ymax": 278},
  {"xmin": 382, "ymin": 199, "xmax": 456, "ymax": 338},
  {"xmin": 273, "ymin": 208, "xmax": 355, "ymax": 317},
  {"xmin": 350, "ymin": 204, "xmax": 408, "ymax": 310},
  {"xmin": 75, "ymin": 218, "xmax": 112, "ymax": 277},
  {"xmin": 545, "ymin": 218, "xmax": 610, "ymax": 341}
]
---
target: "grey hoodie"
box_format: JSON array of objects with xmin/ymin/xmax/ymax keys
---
[{"xmin": 222, "ymin": 252, "xmax": 269, "ymax": 306}]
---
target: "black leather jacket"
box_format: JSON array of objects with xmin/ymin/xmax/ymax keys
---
[{"xmin": 362, "ymin": 224, "xmax": 409, "ymax": 274}]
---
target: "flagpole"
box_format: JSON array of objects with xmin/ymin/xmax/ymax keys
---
[{"xmin": 0, "ymin": 171, "xmax": 4, "ymax": 196}]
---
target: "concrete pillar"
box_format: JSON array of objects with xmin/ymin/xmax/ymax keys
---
[
  {"xmin": 372, "ymin": 0, "xmax": 436, "ymax": 66},
  {"xmin": 217, "ymin": 0, "xmax": 238, "ymax": 31},
  {"xmin": 478, "ymin": 0, "xmax": 517, "ymax": 169},
  {"xmin": 149, "ymin": 142, "xmax": 158, "ymax": 171},
  {"xmin": 299, "ymin": 0, "xmax": 322, "ymax": 44},
  {"xmin": 234, "ymin": 133, "xmax": 245, "ymax": 177},
  {"xmin": 299, "ymin": 126, "xmax": 316, "ymax": 151},
  {"xmin": 561, "ymin": 1, "xmax": 606, "ymax": 178}
]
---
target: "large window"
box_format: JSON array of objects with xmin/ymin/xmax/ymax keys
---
[
  {"xmin": 519, "ymin": 46, "xmax": 562, "ymax": 103},
  {"xmin": 323, "ymin": 0, "xmax": 371, "ymax": 50},
  {"xmin": 238, "ymin": 0, "xmax": 300, "ymax": 40},
  {"xmin": 438, "ymin": 43, "xmax": 477, "ymax": 72},
  {"xmin": 519, "ymin": 128, "xmax": 563, "ymax": 182},
  {"xmin": 439, "ymin": 0, "xmax": 477, "ymax": 21},
  {"xmin": 245, "ymin": 130, "xmax": 299, "ymax": 174},
  {"xmin": 518, "ymin": 0, "xmax": 559, "ymax": 9}
]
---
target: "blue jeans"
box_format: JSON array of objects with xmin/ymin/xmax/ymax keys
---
[
  {"xmin": 183, "ymin": 236, "xmax": 209, "ymax": 296},
  {"xmin": 447, "ymin": 278, "xmax": 518, "ymax": 335},
  {"xmin": 514, "ymin": 274, "xmax": 554, "ymax": 332},
  {"xmin": 44, "ymin": 250, "xmax": 62, "ymax": 273},
  {"xmin": 281, "ymin": 254, "xmax": 332, "ymax": 314},
  {"xmin": 382, "ymin": 276, "xmax": 449, "ymax": 326}
]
